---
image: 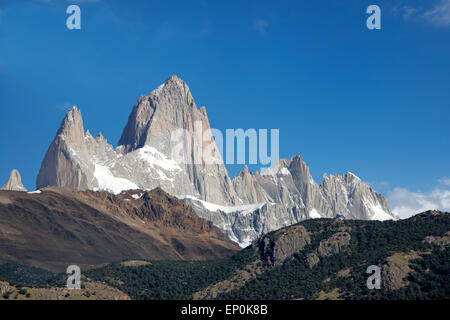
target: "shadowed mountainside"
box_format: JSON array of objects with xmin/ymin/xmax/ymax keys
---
[{"xmin": 0, "ymin": 187, "xmax": 240, "ymax": 272}]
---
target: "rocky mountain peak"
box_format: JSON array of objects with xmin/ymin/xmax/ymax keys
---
[
  {"xmin": 38, "ymin": 76, "xmax": 238, "ymax": 205},
  {"xmin": 288, "ymin": 154, "xmax": 315, "ymax": 191},
  {"xmin": 148, "ymin": 75, "xmax": 188, "ymax": 97},
  {"xmin": 36, "ymin": 106, "xmax": 92, "ymax": 191},
  {"xmin": 95, "ymin": 132, "xmax": 107, "ymax": 144},
  {"xmin": 118, "ymin": 75, "xmax": 196, "ymax": 153},
  {"xmin": 164, "ymin": 74, "xmax": 187, "ymax": 88},
  {"xmin": 343, "ymin": 172, "xmax": 361, "ymax": 185},
  {"xmin": 58, "ymin": 106, "xmax": 83, "ymax": 132},
  {"xmin": 36, "ymin": 76, "xmax": 396, "ymax": 248},
  {"xmin": 56, "ymin": 106, "xmax": 86, "ymax": 149},
  {"xmin": 1, "ymin": 169, "xmax": 27, "ymax": 192}
]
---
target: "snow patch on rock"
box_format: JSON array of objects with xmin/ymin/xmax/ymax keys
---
[
  {"xmin": 179, "ymin": 195, "xmax": 265, "ymax": 216},
  {"xmin": 94, "ymin": 164, "xmax": 139, "ymax": 195},
  {"xmin": 309, "ymin": 208, "xmax": 322, "ymax": 219},
  {"xmin": 138, "ymin": 146, "xmax": 182, "ymax": 173},
  {"xmin": 369, "ymin": 203, "xmax": 395, "ymax": 221}
]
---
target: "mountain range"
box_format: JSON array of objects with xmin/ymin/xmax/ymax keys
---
[
  {"xmin": 0, "ymin": 75, "xmax": 447, "ymax": 301},
  {"xmin": 1, "ymin": 211, "xmax": 448, "ymax": 300},
  {"xmin": 33, "ymin": 75, "xmax": 395, "ymax": 247}
]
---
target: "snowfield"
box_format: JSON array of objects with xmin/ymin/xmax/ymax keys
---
[
  {"xmin": 93, "ymin": 164, "xmax": 139, "ymax": 195},
  {"xmin": 178, "ymin": 195, "xmax": 266, "ymax": 216}
]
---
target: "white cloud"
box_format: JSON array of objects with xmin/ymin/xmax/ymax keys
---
[
  {"xmin": 388, "ymin": 184, "xmax": 450, "ymax": 219},
  {"xmin": 402, "ymin": 6, "xmax": 420, "ymax": 20},
  {"xmin": 392, "ymin": 0, "xmax": 450, "ymax": 28},
  {"xmin": 438, "ymin": 177, "xmax": 450, "ymax": 186},
  {"xmin": 424, "ymin": 0, "xmax": 450, "ymax": 27},
  {"xmin": 253, "ymin": 18, "xmax": 268, "ymax": 35}
]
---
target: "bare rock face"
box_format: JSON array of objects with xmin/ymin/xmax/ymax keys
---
[
  {"xmin": 382, "ymin": 251, "xmax": 421, "ymax": 290},
  {"xmin": 232, "ymin": 158, "xmax": 393, "ymax": 221},
  {"xmin": 259, "ymin": 225, "xmax": 311, "ymax": 266},
  {"xmin": 321, "ymin": 172, "xmax": 393, "ymax": 220},
  {"xmin": 2, "ymin": 169, "xmax": 27, "ymax": 192},
  {"xmin": 36, "ymin": 75, "xmax": 395, "ymax": 248},
  {"xmin": 118, "ymin": 75, "xmax": 239, "ymax": 205},
  {"xmin": 224, "ymin": 156, "xmax": 393, "ymax": 246},
  {"xmin": 0, "ymin": 281, "xmax": 12, "ymax": 296},
  {"xmin": 317, "ymin": 232, "xmax": 351, "ymax": 257},
  {"xmin": 0, "ymin": 187, "xmax": 239, "ymax": 272},
  {"xmin": 36, "ymin": 107, "xmax": 94, "ymax": 191},
  {"xmin": 307, "ymin": 232, "xmax": 351, "ymax": 268},
  {"xmin": 37, "ymin": 77, "xmax": 238, "ymax": 205},
  {"xmin": 423, "ymin": 231, "xmax": 450, "ymax": 248}
]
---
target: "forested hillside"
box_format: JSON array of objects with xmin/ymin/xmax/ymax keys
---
[{"xmin": 1, "ymin": 211, "xmax": 448, "ymax": 300}]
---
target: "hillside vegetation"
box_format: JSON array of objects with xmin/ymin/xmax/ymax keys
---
[{"xmin": 0, "ymin": 211, "xmax": 448, "ymax": 300}]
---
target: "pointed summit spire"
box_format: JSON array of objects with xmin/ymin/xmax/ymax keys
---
[
  {"xmin": 118, "ymin": 75, "xmax": 197, "ymax": 153},
  {"xmin": 161, "ymin": 75, "xmax": 193, "ymax": 102},
  {"xmin": 1, "ymin": 169, "xmax": 27, "ymax": 192},
  {"xmin": 56, "ymin": 105, "xmax": 86, "ymax": 149},
  {"xmin": 164, "ymin": 75, "xmax": 184, "ymax": 85},
  {"xmin": 58, "ymin": 106, "xmax": 83, "ymax": 131},
  {"xmin": 37, "ymin": 105, "xmax": 90, "ymax": 190}
]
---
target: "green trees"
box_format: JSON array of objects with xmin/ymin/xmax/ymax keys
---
[
  {"xmin": 85, "ymin": 248, "xmax": 258, "ymax": 300},
  {"xmin": 0, "ymin": 212, "xmax": 448, "ymax": 300}
]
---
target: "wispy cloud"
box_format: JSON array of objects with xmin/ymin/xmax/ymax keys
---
[
  {"xmin": 253, "ymin": 18, "xmax": 268, "ymax": 35},
  {"xmin": 388, "ymin": 179, "xmax": 450, "ymax": 219},
  {"xmin": 424, "ymin": 0, "xmax": 450, "ymax": 27},
  {"xmin": 392, "ymin": 0, "xmax": 450, "ymax": 28},
  {"xmin": 401, "ymin": 6, "xmax": 419, "ymax": 20},
  {"xmin": 367, "ymin": 180, "xmax": 390, "ymax": 188}
]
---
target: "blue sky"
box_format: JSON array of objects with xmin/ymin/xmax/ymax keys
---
[{"xmin": 0, "ymin": 0, "xmax": 449, "ymax": 216}]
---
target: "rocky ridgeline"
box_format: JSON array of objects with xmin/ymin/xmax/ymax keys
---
[
  {"xmin": 35, "ymin": 75, "xmax": 396, "ymax": 247},
  {"xmin": 0, "ymin": 187, "xmax": 239, "ymax": 272}
]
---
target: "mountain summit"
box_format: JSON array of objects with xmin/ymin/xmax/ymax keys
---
[
  {"xmin": 36, "ymin": 76, "xmax": 396, "ymax": 246},
  {"xmin": 117, "ymin": 75, "xmax": 238, "ymax": 205},
  {"xmin": 118, "ymin": 75, "xmax": 197, "ymax": 153},
  {"xmin": 36, "ymin": 105, "xmax": 93, "ymax": 191},
  {"xmin": 1, "ymin": 169, "xmax": 27, "ymax": 192}
]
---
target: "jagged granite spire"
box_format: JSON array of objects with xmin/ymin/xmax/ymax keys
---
[
  {"xmin": 1, "ymin": 169, "xmax": 27, "ymax": 192},
  {"xmin": 35, "ymin": 78, "xmax": 239, "ymax": 204},
  {"xmin": 207, "ymin": 154, "xmax": 395, "ymax": 246},
  {"xmin": 117, "ymin": 75, "xmax": 239, "ymax": 205},
  {"xmin": 36, "ymin": 106, "xmax": 92, "ymax": 190},
  {"xmin": 118, "ymin": 75, "xmax": 196, "ymax": 153},
  {"xmin": 56, "ymin": 106, "xmax": 85, "ymax": 148},
  {"xmin": 35, "ymin": 77, "xmax": 395, "ymax": 248}
]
